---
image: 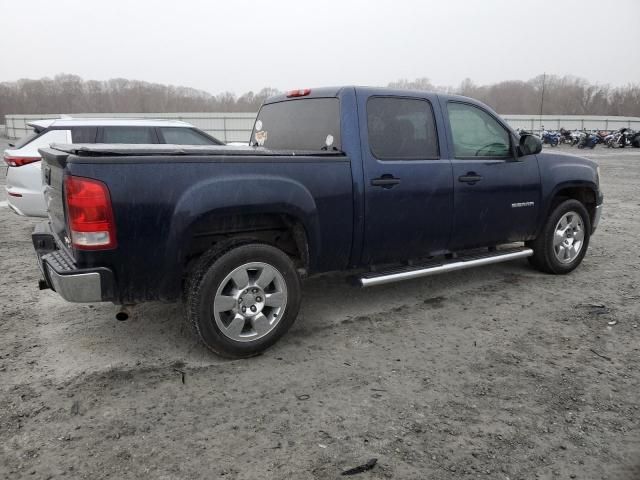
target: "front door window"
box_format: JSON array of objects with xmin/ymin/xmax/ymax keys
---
[{"xmin": 447, "ymin": 102, "xmax": 510, "ymax": 158}]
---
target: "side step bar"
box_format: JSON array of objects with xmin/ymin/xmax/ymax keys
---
[{"xmin": 358, "ymin": 247, "xmax": 533, "ymax": 288}]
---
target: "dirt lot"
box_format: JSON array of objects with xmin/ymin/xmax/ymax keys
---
[{"xmin": 0, "ymin": 140, "xmax": 638, "ymax": 480}]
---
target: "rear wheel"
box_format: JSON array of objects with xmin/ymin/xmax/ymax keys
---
[
  {"xmin": 186, "ymin": 243, "xmax": 301, "ymax": 358},
  {"xmin": 527, "ymin": 199, "xmax": 591, "ymax": 274}
]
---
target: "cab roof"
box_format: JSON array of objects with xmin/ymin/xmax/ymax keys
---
[{"xmin": 263, "ymin": 86, "xmax": 481, "ymax": 105}]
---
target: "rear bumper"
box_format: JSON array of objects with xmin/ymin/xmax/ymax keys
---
[
  {"xmin": 6, "ymin": 187, "xmax": 48, "ymax": 217},
  {"xmin": 33, "ymin": 222, "xmax": 116, "ymax": 303},
  {"xmin": 46, "ymin": 267, "xmax": 103, "ymax": 302}
]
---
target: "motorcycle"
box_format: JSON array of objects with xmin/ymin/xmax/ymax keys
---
[
  {"xmin": 577, "ymin": 131, "xmax": 598, "ymax": 149},
  {"xmin": 570, "ymin": 130, "xmax": 582, "ymax": 146},
  {"xmin": 607, "ymin": 128, "xmax": 632, "ymax": 148},
  {"xmin": 559, "ymin": 128, "xmax": 573, "ymax": 145},
  {"xmin": 605, "ymin": 132, "xmax": 617, "ymax": 148},
  {"xmin": 541, "ymin": 128, "xmax": 561, "ymax": 147},
  {"xmin": 620, "ymin": 128, "xmax": 633, "ymax": 148},
  {"xmin": 595, "ymin": 130, "xmax": 609, "ymax": 145}
]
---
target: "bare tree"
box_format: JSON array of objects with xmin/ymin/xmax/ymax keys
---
[
  {"xmin": 0, "ymin": 75, "xmax": 283, "ymax": 121},
  {"xmin": 2, "ymin": 74, "xmax": 639, "ymax": 122},
  {"xmin": 389, "ymin": 75, "xmax": 640, "ymax": 117}
]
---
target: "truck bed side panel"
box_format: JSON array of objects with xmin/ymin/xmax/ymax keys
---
[{"xmin": 66, "ymin": 155, "xmax": 353, "ymax": 303}]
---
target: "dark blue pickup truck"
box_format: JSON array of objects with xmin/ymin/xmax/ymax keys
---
[{"xmin": 34, "ymin": 86, "xmax": 603, "ymax": 357}]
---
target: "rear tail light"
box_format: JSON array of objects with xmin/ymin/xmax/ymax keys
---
[
  {"xmin": 64, "ymin": 175, "xmax": 117, "ymax": 250},
  {"xmin": 286, "ymin": 88, "xmax": 311, "ymax": 98},
  {"xmin": 3, "ymin": 154, "xmax": 41, "ymax": 167}
]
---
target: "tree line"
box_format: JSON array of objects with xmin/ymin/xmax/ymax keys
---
[
  {"xmin": 389, "ymin": 75, "xmax": 640, "ymax": 117},
  {"xmin": 1, "ymin": 74, "xmax": 639, "ymax": 121},
  {"xmin": 0, "ymin": 74, "xmax": 279, "ymax": 120}
]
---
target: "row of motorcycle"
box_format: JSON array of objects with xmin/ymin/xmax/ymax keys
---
[{"xmin": 518, "ymin": 127, "xmax": 640, "ymax": 149}]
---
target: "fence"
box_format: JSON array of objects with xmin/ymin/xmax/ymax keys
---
[
  {"xmin": 502, "ymin": 114, "xmax": 640, "ymax": 133},
  {"xmin": 5, "ymin": 113, "xmax": 640, "ymax": 140},
  {"xmin": 4, "ymin": 113, "xmax": 257, "ymax": 143}
]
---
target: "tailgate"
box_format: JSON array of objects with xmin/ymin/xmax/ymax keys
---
[{"xmin": 39, "ymin": 148, "xmax": 70, "ymax": 247}]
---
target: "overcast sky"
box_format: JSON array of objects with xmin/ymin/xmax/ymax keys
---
[{"xmin": 3, "ymin": 0, "xmax": 639, "ymax": 94}]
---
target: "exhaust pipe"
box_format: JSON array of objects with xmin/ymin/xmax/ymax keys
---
[{"xmin": 115, "ymin": 304, "xmax": 134, "ymax": 321}]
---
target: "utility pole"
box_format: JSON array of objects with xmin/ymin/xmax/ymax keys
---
[{"xmin": 539, "ymin": 72, "xmax": 546, "ymax": 132}]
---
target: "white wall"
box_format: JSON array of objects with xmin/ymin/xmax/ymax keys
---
[
  {"xmin": 4, "ymin": 112, "xmax": 257, "ymax": 142},
  {"xmin": 6, "ymin": 112, "xmax": 640, "ymax": 140},
  {"xmin": 502, "ymin": 114, "xmax": 640, "ymax": 132}
]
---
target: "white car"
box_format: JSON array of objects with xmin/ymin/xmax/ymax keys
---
[{"xmin": 4, "ymin": 118, "xmax": 224, "ymax": 217}]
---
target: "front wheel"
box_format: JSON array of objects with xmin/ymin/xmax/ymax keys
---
[
  {"xmin": 527, "ymin": 199, "xmax": 591, "ymax": 274},
  {"xmin": 186, "ymin": 243, "xmax": 301, "ymax": 358}
]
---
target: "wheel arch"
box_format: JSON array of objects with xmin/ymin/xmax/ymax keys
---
[
  {"xmin": 159, "ymin": 174, "xmax": 320, "ymax": 300},
  {"xmin": 538, "ymin": 181, "xmax": 599, "ymax": 236},
  {"xmin": 182, "ymin": 212, "xmax": 311, "ymax": 274}
]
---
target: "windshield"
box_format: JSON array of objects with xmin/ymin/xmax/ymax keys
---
[{"xmin": 251, "ymin": 98, "xmax": 341, "ymax": 151}]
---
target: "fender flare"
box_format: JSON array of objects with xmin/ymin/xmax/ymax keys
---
[
  {"xmin": 159, "ymin": 174, "xmax": 321, "ymax": 296},
  {"xmin": 536, "ymin": 180, "xmax": 599, "ymax": 236}
]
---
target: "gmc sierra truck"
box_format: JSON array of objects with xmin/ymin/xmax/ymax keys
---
[{"xmin": 33, "ymin": 86, "xmax": 603, "ymax": 358}]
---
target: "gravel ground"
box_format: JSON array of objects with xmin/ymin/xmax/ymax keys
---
[{"xmin": 0, "ymin": 139, "xmax": 639, "ymax": 480}]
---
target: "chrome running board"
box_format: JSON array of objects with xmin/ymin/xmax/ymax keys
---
[{"xmin": 358, "ymin": 247, "xmax": 533, "ymax": 288}]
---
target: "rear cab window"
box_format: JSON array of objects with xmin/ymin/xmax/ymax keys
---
[{"xmin": 251, "ymin": 98, "xmax": 341, "ymax": 151}]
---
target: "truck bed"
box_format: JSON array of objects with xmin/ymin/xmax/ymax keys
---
[{"xmin": 39, "ymin": 144, "xmax": 354, "ymax": 303}]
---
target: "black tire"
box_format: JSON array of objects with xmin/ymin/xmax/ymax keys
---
[
  {"xmin": 186, "ymin": 243, "xmax": 301, "ymax": 358},
  {"xmin": 527, "ymin": 199, "xmax": 591, "ymax": 274}
]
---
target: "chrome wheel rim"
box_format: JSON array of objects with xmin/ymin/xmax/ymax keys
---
[
  {"xmin": 553, "ymin": 211, "xmax": 585, "ymax": 264},
  {"xmin": 213, "ymin": 262, "xmax": 287, "ymax": 342}
]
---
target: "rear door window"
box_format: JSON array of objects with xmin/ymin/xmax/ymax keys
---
[
  {"xmin": 100, "ymin": 127, "xmax": 157, "ymax": 144},
  {"xmin": 251, "ymin": 98, "xmax": 341, "ymax": 150},
  {"xmin": 367, "ymin": 97, "xmax": 439, "ymax": 159},
  {"xmin": 158, "ymin": 127, "xmax": 221, "ymax": 145},
  {"xmin": 71, "ymin": 127, "xmax": 97, "ymax": 143}
]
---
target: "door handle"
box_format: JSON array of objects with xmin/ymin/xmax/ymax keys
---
[
  {"xmin": 458, "ymin": 172, "xmax": 483, "ymax": 185},
  {"xmin": 371, "ymin": 175, "xmax": 401, "ymax": 188}
]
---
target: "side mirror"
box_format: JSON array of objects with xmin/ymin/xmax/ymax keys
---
[{"xmin": 518, "ymin": 133, "xmax": 542, "ymax": 156}]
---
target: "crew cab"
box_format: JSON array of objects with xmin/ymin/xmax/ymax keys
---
[{"xmin": 33, "ymin": 86, "xmax": 603, "ymax": 358}]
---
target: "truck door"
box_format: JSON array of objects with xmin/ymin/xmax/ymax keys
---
[
  {"xmin": 441, "ymin": 100, "xmax": 541, "ymax": 250},
  {"xmin": 359, "ymin": 94, "xmax": 454, "ymax": 265}
]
